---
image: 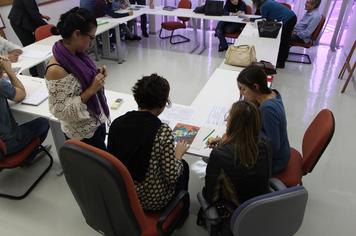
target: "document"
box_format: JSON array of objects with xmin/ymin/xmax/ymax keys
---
[
  {"xmin": 22, "ymin": 86, "xmax": 48, "ymax": 106},
  {"xmin": 21, "ymin": 45, "xmax": 52, "ymax": 59},
  {"xmin": 97, "ymin": 19, "xmax": 109, "ymax": 26},
  {"xmin": 205, "ymin": 106, "xmax": 228, "ymax": 126},
  {"xmin": 159, "ymin": 104, "xmax": 195, "ymax": 123}
]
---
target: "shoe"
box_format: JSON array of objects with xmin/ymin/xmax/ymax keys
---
[
  {"xmin": 132, "ymin": 35, "xmax": 142, "ymax": 41},
  {"xmin": 21, "ymin": 144, "xmax": 52, "ymax": 167},
  {"xmin": 276, "ymin": 61, "xmax": 285, "ymax": 68},
  {"xmin": 142, "ymin": 32, "xmax": 149, "ymax": 38}
]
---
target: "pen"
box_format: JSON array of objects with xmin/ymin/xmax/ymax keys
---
[{"xmin": 203, "ymin": 129, "xmax": 215, "ymax": 142}]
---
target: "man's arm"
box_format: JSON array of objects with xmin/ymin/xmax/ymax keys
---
[{"xmin": 0, "ymin": 58, "xmax": 26, "ymax": 102}]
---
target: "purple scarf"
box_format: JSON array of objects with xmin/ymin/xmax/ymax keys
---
[{"xmin": 52, "ymin": 41, "xmax": 109, "ymax": 119}]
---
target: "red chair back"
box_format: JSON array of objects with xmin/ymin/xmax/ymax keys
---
[
  {"xmin": 302, "ymin": 109, "xmax": 335, "ymax": 174},
  {"xmin": 311, "ymin": 15, "xmax": 326, "ymax": 42},
  {"xmin": 34, "ymin": 24, "xmax": 55, "ymax": 41},
  {"xmin": 59, "ymin": 140, "xmax": 148, "ymax": 236},
  {"xmin": 178, "ymin": 0, "xmax": 192, "ymax": 22}
]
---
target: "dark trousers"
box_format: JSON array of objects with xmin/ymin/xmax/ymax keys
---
[
  {"xmin": 10, "ymin": 22, "xmax": 39, "ymax": 77},
  {"xmin": 6, "ymin": 117, "xmax": 50, "ymax": 155},
  {"xmin": 215, "ymin": 22, "xmax": 245, "ymax": 49},
  {"xmin": 129, "ymin": 0, "xmax": 147, "ymax": 33},
  {"xmin": 65, "ymin": 124, "xmax": 107, "ymax": 151},
  {"xmin": 291, "ymin": 34, "xmax": 305, "ymax": 44},
  {"xmin": 277, "ymin": 15, "xmax": 297, "ymax": 64}
]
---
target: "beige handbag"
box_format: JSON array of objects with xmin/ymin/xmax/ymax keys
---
[{"xmin": 225, "ymin": 45, "xmax": 257, "ymax": 67}]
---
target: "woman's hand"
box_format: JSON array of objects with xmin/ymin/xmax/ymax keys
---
[
  {"xmin": 7, "ymin": 49, "xmax": 23, "ymax": 63},
  {"xmin": 206, "ymin": 136, "xmax": 222, "ymax": 149},
  {"xmin": 42, "ymin": 15, "xmax": 51, "ymax": 21},
  {"xmin": 175, "ymin": 140, "xmax": 189, "ymax": 160}
]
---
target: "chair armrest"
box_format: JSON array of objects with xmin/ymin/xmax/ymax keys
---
[
  {"xmin": 157, "ymin": 190, "xmax": 189, "ymax": 232},
  {"xmin": 269, "ymin": 178, "xmax": 287, "ymax": 191},
  {"xmin": 197, "ymin": 192, "xmax": 219, "ymax": 223}
]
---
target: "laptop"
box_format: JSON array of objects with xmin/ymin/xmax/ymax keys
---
[{"xmin": 205, "ymin": 0, "xmax": 224, "ymax": 16}]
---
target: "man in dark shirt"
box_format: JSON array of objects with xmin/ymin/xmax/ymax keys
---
[{"xmin": 0, "ymin": 57, "xmax": 49, "ymax": 158}]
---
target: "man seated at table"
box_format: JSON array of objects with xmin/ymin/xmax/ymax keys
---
[
  {"xmin": 0, "ymin": 56, "xmax": 49, "ymax": 160},
  {"xmin": 0, "ymin": 36, "xmax": 23, "ymax": 62},
  {"xmin": 291, "ymin": 0, "xmax": 321, "ymax": 44},
  {"xmin": 215, "ymin": 0, "xmax": 248, "ymax": 52}
]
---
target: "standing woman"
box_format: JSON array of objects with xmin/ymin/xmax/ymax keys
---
[
  {"xmin": 45, "ymin": 8, "xmax": 110, "ymax": 150},
  {"xmin": 252, "ymin": 0, "xmax": 297, "ymax": 68},
  {"xmin": 237, "ymin": 65, "xmax": 290, "ymax": 174}
]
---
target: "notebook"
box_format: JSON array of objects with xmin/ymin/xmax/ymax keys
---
[{"xmin": 22, "ymin": 87, "xmax": 48, "ymax": 106}]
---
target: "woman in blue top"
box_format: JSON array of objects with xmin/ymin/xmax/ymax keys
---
[
  {"xmin": 252, "ymin": 0, "xmax": 297, "ymax": 68},
  {"xmin": 215, "ymin": 0, "xmax": 248, "ymax": 52},
  {"xmin": 237, "ymin": 65, "xmax": 290, "ymax": 174}
]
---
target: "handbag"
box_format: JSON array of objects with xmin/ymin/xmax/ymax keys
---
[
  {"xmin": 225, "ymin": 45, "xmax": 257, "ymax": 67},
  {"xmin": 252, "ymin": 60, "xmax": 277, "ymax": 75},
  {"xmin": 257, "ymin": 21, "xmax": 282, "ymax": 38}
]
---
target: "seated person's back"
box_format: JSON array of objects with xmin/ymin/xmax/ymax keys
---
[
  {"xmin": 204, "ymin": 101, "xmax": 270, "ymax": 207},
  {"xmin": 108, "ymin": 74, "xmax": 189, "ymax": 211}
]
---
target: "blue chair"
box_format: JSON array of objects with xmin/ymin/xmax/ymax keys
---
[{"xmin": 197, "ymin": 179, "xmax": 308, "ymax": 236}]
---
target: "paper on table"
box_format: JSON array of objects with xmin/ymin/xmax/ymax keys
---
[
  {"xmin": 22, "ymin": 87, "xmax": 48, "ymax": 106},
  {"xmin": 205, "ymin": 106, "xmax": 228, "ymax": 126},
  {"xmin": 21, "ymin": 45, "xmax": 52, "ymax": 59},
  {"xmin": 159, "ymin": 104, "xmax": 195, "ymax": 123},
  {"xmin": 190, "ymin": 126, "xmax": 225, "ymax": 155}
]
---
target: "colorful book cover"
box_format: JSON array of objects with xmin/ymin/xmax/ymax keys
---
[{"xmin": 172, "ymin": 123, "xmax": 200, "ymax": 144}]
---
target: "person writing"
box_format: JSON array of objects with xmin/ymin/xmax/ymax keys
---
[
  {"xmin": 291, "ymin": 0, "xmax": 322, "ymax": 44},
  {"xmin": 45, "ymin": 8, "xmax": 110, "ymax": 150},
  {"xmin": 237, "ymin": 65, "xmax": 290, "ymax": 174},
  {"xmin": 0, "ymin": 36, "xmax": 22, "ymax": 63},
  {"xmin": 215, "ymin": 0, "xmax": 248, "ymax": 52},
  {"xmin": 201, "ymin": 101, "xmax": 270, "ymax": 234},
  {"xmin": 0, "ymin": 56, "xmax": 50, "ymax": 158},
  {"xmin": 108, "ymin": 74, "xmax": 190, "ymax": 211}
]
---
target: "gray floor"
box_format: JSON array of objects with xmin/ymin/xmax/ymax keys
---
[{"xmin": 1, "ymin": 30, "xmax": 356, "ymax": 236}]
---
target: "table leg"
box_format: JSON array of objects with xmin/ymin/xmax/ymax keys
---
[
  {"xmin": 190, "ymin": 18, "xmax": 200, "ymax": 53},
  {"xmin": 198, "ymin": 19, "xmax": 207, "ymax": 55}
]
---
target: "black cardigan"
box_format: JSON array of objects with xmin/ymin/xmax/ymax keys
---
[{"xmin": 204, "ymin": 140, "xmax": 270, "ymax": 207}]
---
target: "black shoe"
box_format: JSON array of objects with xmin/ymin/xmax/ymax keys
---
[
  {"xmin": 276, "ymin": 61, "xmax": 285, "ymax": 68},
  {"xmin": 132, "ymin": 35, "xmax": 142, "ymax": 41},
  {"xmin": 142, "ymin": 32, "xmax": 149, "ymax": 38}
]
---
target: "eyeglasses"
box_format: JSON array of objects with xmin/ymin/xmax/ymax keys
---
[
  {"xmin": 83, "ymin": 33, "xmax": 95, "ymax": 41},
  {"xmin": 166, "ymin": 98, "xmax": 172, "ymax": 108}
]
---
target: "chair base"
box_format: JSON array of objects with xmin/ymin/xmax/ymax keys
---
[
  {"xmin": 159, "ymin": 28, "xmax": 190, "ymax": 45},
  {"xmin": 0, "ymin": 145, "xmax": 53, "ymax": 200},
  {"xmin": 287, "ymin": 52, "xmax": 312, "ymax": 64}
]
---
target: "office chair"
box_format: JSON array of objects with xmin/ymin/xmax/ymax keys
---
[
  {"xmin": 274, "ymin": 109, "xmax": 335, "ymax": 186},
  {"xmin": 0, "ymin": 138, "xmax": 53, "ymax": 199},
  {"xmin": 224, "ymin": 4, "xmax": 253, "ymax": 43},
  {"xmin": 34, "ymin": 24, "xmax": 55, "ymax": 41},
  {"xmin": 59, "ymin": 140, "xmax": 190, "ymax": 236},
  {"xmin": 159, "ymin": 0, "xmax": 192, "ymax": 44},
  {"xmin": 197, "ymin": 179, "xmax": 308, "ymax": 236},
  {"xmin": 287, "ymin": 15, "xmax": 326, "ymax": 64}
]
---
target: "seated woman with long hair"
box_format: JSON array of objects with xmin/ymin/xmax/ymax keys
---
[{"xmin": 203, "ymin": 101, "xmax": 270, "ymax": 210}]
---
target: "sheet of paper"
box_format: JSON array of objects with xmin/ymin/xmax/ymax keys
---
[
  {"xmin": 205, "ymin": 106, "xmax": 229, "ymax": 126},
  {"xmin": 159, "ymin": 104, "xmax": 195, "ymax": 123},
  {"xmin": 21, "ymin": 45, "xmax": 52, "ymax": 59},
  {"xmin": 22, "ymin": 86, "xmax": 48, "ymax": 106}
]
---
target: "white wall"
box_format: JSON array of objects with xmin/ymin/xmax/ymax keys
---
[{"xmin": 0, "ymin": 0, "xmax": 79, "ymax": 45}]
